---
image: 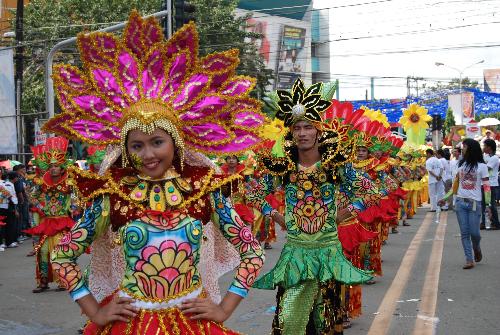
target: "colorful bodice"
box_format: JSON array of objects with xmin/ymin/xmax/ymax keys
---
[
  {"xmin": 119, "ymin": 212, "xmax": 203, "ymax": 300},
  {"xmin": 285, "ymin": 167, "xmax": 337, "ymax": 240},
  {"xmin": 36, "ymin": 173, "xmax": 72, "ymax": 217}
]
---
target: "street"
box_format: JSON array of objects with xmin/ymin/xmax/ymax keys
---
[{"xmin": 1, "ymin": 206, "xmax": 499, "ymax": 335}]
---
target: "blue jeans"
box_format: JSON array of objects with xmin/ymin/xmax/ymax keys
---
[{"xmin": 455, "ymin": 198, "xmax": 482, "ymax": 262}]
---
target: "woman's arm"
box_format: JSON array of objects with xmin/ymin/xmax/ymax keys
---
[{"xmin": 181, "ymin": 191, "xmax": 265, "ymax": 322}]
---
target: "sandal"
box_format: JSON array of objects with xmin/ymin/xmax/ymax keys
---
[
  {"xmin": 402, "ymin": 221, "xmax": 410, "ymax": 226},
  {"xmin": 264, "ymin": 243, "xmax": 273, "ymax": 250},
  {"xmin": 32, "ymin": 286, "xmax": 49, "ymax": 293},
  {"xmin": 343, "ymin": 317, "xmax": 352, "ymax": 329}
]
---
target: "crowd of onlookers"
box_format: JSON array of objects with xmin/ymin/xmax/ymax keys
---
[{"xmin": 0, "ymin": 164, "xmax": 33, "ymax": 253}]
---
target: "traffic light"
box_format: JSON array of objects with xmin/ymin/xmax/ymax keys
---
[
  {"xmin": 432, "ymin": 114, "xmax": 442, "ymax": 131},
  {"xmin": 174, "ymin": 0, "xmax": 196, "ymax": 31}
]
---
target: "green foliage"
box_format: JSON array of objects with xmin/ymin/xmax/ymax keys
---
[
  {"xmin": 15, "ymin": 0, "xmax": 273, "ymax": 146},
  {"xmin": 443, "ymin": 107, "xmax": 455, "ymax": 136},
  {"xmin": 422, "ymin": 77, "xmax": 479, "ymax": 94}
]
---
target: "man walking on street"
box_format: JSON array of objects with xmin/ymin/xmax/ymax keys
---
[
  {"xmin": 426, "ymin": 148, "xmax": 444, "ymax": 212},
  {"xmin": 482, "ymin": 139, "xmax": 500, "ymax": 229},
  {"xmin": 0, "ymin": 170, "xmax": 19, "ymax": 250}
]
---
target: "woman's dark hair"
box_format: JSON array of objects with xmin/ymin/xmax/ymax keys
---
[{"xmin": 459, "ymin": 138, "xmax": 485, "ymax": 172}]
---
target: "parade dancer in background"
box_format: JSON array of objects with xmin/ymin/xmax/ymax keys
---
[
  {"xmin": 46, "ymin": 12, "xmax": 265, "ymax": 334},
  {"xmin": 24, "ymin": 137, "xmax": 75, "ymax": 293}
]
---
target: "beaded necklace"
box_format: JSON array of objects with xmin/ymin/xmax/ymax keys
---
[
  {"xmin": 121, "ymin": 167, "xmax": 192, "ymax": 211},
  {"xmin": 289, "ymin": 161, "xmax": 328, "ymax": 200}
]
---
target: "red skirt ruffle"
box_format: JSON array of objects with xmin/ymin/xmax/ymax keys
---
[
  {"xmin": 338, "ymin": 220, "xmax": 378, "ymax": 254},
  {"xmin": 23, "ymin": 216, "xmax": 75, "ymax": 237},
  {"xmin": 84, "ymin": 304, "xmax": 240, "ymax": 335}
]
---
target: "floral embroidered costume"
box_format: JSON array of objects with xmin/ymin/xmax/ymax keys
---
[
  {"xmin": 46, "ymin": 11, "xmax": 265, "ymax": 335},
  {"xmin": 25, "ymin": 137, "xmax": 76, "ymax": 292},
  {"xmin": 247, "ymin": 79, "xmax": 383, "ymax": 335}
]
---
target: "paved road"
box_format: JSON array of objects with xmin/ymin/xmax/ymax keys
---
[{"xmin": 1, "ymin": 206, "xmax": 499, "ymax": 334}]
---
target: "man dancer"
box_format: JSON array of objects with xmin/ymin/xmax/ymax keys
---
[
  {"xmin": 248, "ymin": 79, "xmax": 380, "ymax": 335},
  {"xmin": 24, "ymin": 137, "xmax": 76, "ymax": 293}
]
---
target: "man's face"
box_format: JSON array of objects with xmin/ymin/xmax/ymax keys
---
[
  {"xmin": 226, "ymin": 156, "xmax": 239, "ymax": 168},
  {"xmin": 357, "ymin": 147, "xmax": 369, "ymax": 160},
  {"xmin": 452, "ymin": 149, "xmax": 460, "ymax": 158},
  {"xmin": 49, "ymin": 164, "xmax": 63, "ymax": 178},
  {"xmin": 291, "ymin": 121, "xmax": 319, "ymax": 151},
  {"xmin": 426, "ymin": 152, "xmax": 433, "ymax": 159}
]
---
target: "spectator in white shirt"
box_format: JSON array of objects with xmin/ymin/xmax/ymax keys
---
[
  {"xmin": 0, "ymin": 170, "xmax": 19, "ymax": 250},
  {"xmin": 437, "ymin": 149, "xmax": 451, "ymax": 210},
  {"xmin": 426, "ymin": 148, "xmax": 445, "ymax": 212},
  {"xmin": 482, "ymin": 139, "xmax": 500, "ymax": 229}
]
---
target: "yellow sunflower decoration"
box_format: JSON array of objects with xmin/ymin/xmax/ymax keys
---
[
  {"xmin": 399, "ymin": 104, "xmax": 432, "ymax": 145},
  {"xmin": 361, "ymin": 106, "xmax": 391, "ymax": 128},
  {"xmin": 259, "ymin": 118, "xmax": 287, "ymax": 157}
]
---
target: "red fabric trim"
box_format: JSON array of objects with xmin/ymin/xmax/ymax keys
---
[
  {"xmin": 234, "ymin": 203, "xmax": 255, "ymax": 224},
  {"xmin": 338, "ymin": 220, "xmax": 378, "ymax": 254},
  {"xmin": 23, "ymin": 216, "xmax": 75, "ymax": 236}
]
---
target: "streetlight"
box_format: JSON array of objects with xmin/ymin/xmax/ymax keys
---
[{"xmin": 435, "ymin": 60, "xmax": 484, "ymax": 125}]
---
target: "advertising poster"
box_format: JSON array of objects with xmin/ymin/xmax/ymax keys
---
[
  {"xmin": 277, "ymin": 25, "xmax": 306, "ymax": 89},
  {"xmin": 462, "ymin": 91, "xmax": 474, "ymax": 124},
  {"xmin": 484, "ymin": 69, "xmax": 500, "ymax": 93},
  {"xmin": 245, "ymin": 18, "xmax": 271, "ymax": 66}
]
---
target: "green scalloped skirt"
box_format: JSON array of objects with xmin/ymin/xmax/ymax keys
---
[{"xmin": 254, "ymin": 237, "xmax": 373, "ymax": 290}]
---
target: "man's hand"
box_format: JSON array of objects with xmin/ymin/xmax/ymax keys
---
[{"xmin": 271, "ymin": 211, "xmax": 285, "ymax": 228}]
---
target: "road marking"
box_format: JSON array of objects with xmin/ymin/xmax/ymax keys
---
[
  {"xmin": 367, "ymin": 212, "xmax": 434, "ymax": 335},
  {"xmin": 413, "ymin": 211, "xmax": 448, "ymax": 335}
]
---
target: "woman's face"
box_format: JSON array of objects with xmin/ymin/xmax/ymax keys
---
[
  {"xmin": 127, "ymin": 128, "xmax": 175, "ymax": 179},
  {"xmin": 462, "ymin": 143, "xmax": 468, "ymax": 155}
]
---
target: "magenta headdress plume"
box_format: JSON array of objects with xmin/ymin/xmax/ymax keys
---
[{"xmin": 43, "ymin": 10, "xmax": 265, "ymax": 166}]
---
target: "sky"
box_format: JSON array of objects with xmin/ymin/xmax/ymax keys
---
[{"xmin": 314, "ymin": 0, "xmax": 500, "ymax": 100}]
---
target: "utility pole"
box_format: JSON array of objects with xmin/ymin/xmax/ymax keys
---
[
  {"xmin": 335, "ymin": 79, "xmax": 339, "ymax": 100},
  {"xmin": 15, "ymin": 0, "xmax": 25, "ymax": 158},
  {"xmin": 407, "ymin": 76, "xmax": 411, "ymax": 97},
  {"xmin": 161, "ymin": 0, "xmax": 173, "ymax": 38},
  {"xmin": 370, "ymin": 77, "xmax": 375, "ymax": 101}
]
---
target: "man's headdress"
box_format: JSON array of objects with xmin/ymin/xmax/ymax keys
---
[{"xmin": 30, "ymin": 137, "xmax": 71, "ymax": 170}]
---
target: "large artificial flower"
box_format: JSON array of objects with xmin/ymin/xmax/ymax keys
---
[
  {"xmin": 360, "ymin": 106, "xmax": 390, "ymax": 128},
  {"xmin": 276, "ymin": 78, "xmax": 331, "ymax": 127},
  {"xmin": 399, "ymin": 104, "xmax": 432, "ymax": 132}
]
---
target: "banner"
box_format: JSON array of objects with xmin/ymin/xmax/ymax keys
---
[
  {"xmin": 462, "ymin": 91, "xmax": 474, "ymax": 124},
  {"xmin": 277, "ymin": 25, "xmax": 306, "ymax": 89},
  {"xmin": 0, "ymin": 49, "xmax": 18, "ymax": 154},
  {"xmin": 465, "ymin": 120, "xmax": 481, "ymax": 139},
  {"xmin": 34, "ymin": 119, "xmax": 47, "ymax": 145}
]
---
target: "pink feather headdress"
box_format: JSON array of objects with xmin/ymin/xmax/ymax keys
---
[{"xmin": 43, "ymin": 10, "xmax": 265, "ymax": 166}]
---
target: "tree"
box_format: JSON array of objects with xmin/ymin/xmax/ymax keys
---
[
  {"xmin": 421, "ymin": 77, "xmax": 479, "ymax": 94},
  {"xmin": 443, "ymin": 107, "xmax": 455, "ymax": 136},
  {"xmin": 13, "ymin": 0, "xmax": 273, "ymax": 151}
]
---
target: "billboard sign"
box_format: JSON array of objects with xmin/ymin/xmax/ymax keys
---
[
  {"xmin": 277, "ymin": 25, "xmax": 307, "ymax": 89},
  {"xmin": 484, "ymin": 69, "xmax": 500, "ymax": 93}
]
